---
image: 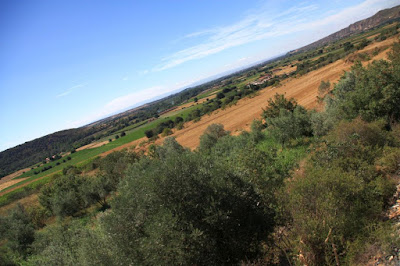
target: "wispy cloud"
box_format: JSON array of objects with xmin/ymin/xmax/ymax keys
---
[
  {"xmin": 68, "ymin": 72, "xmax": 216, "ymax": 128},
  {"xmin": 294, "ymin": 0, "xmax": 400, "ymax": 38},
  {"xmin": 154, "ymin": 0, "xmax": 399, "ymax": 71},
  {"xmin": 138, "ymin": 69, "xmax": 149, "ymax": 76},
  {"xmin": 56, "ymin": 83, "xmax": 87, "ymax": 98},
  {"xmin": 153, "ymin": 3, "xmax": 318, "ymax": 71}
]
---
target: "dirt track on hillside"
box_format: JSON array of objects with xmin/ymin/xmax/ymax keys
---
[
  {"xmin": 167, "ymin": 37, "xmax": 396, "ymax": 149},
  {"xmin": 2, "ymin": 36, "xmax": 397, "ymax": 196},
  {"xmin": 98, "ymin": 36, "xmax": 397, "ymax": 153},
  {"xmin": 0, "ymin": 168, "xmax": 30, "ymax": 185}
]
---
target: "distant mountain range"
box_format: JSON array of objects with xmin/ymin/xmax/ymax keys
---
[
  {"xmin": 1, "ymin": 4, "xmax": 400, "ymax": 178},
  {"xmin": 294, "ymin": 5, "xmax": 400, "ymax": 53}
]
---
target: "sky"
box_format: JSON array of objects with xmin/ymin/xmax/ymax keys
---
[{"xmin": 0, "ymin": 0, "xmax": 399, "ymax": 151}]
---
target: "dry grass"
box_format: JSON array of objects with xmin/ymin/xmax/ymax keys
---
[
  {"xmin": 77, "ymin": 140, "xmax": 109, "ymax": 151},
  {"xmin": 2, "ymin": 35, "xmax": 398, "ymax": 200},
  {"xmin": 0, "ymin": 193, "xmax": 39, "ymax": 215}
]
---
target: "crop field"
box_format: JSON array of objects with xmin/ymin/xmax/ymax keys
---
[{"xmin": 1, "ymin": 25, "xmax": 398, "ymax": 206}]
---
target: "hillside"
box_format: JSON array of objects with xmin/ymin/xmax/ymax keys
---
[
  {"xmin": 2, "ymin": 5, "xmax": 399, "ymax": 180},
  {"xmin": 1, "ymin": 37, "xmax": 399, "ymax": 264},
  {"xmin": 294, "ymin": 4, "xmax": 400, "ymax": 53},
  {"xmin": 0, "ymin": 78, "xmax": 224, "ymax": 179},
  {"xmin": 1, "ymin": 8, "xmax": 400, "ymax": 264}
]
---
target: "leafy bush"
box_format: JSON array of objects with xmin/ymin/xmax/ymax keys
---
[
  {"xmin": 100, "ymin": 149, "xmax": 275, "ymax": 265},
  {"xmin": 285, "ymin": 165, "xmax": 394, "ymax": 265},
  {"xmin": 327, "ymin": 44, "xmax": 400, "ymax": 126},
  {"xmin": 266, "ymin": 106, "xmax": 312, "ymax": 146},
  {"xmin": 39, "ymin": 175, "xmax": 87, "ymax": 217},
  {"xmin": 198, "ymin": 124, "xmax": 230, "ymax": 153},
  {"xmin": 161, "ymin": 127, "xmax": 172, "ymax": 137},
  {"xmin": 0, "ymin": 204, "xmax": 35, "ymax": 257},
  {"xmin": 262, "ymin": 93, "xmax": 297, "ymax": 120}
]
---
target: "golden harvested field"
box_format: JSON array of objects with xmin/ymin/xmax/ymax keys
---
[
  {"xmin": 98, "ymin": 35, "xmax": 398, "ymax": 153},
  {"xmin": 76, "ymin": 140, "xmax": 109, "ymax": 151},
  {"xmin": 1, "ymin": 35, "xmax": 397, "ymax": 196},
  {"xmin": 0, "ymin": 193, "xmax": 38, "ymax": 215},
  {"xmin": 155, "ymin": 36, "xmax": 397, "ymax": 150}
]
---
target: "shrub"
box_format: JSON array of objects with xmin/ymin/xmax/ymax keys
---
[
  {"xmin": 250, "ymin": 119, "xmax": 264, "ymax": 143},
  {"xmin": 145, "ymin": 129, "xmax": 154, "ymax": 138},
  {"xmin": 198, "ymin": 124, "xmax": 230, "ymax": 153},
  {"xmin": 161, "ymin": 127, "xmax": 172, "ymax": 137},
  {"xmin": 39, "ymin": 175, "xmax": 87, "ymax": 217},
  {"xmin": 216, "ymin": 92, "xmax": 225, "ymax": 99},
  {"xmin": 262, "ymin": 93, "xmax": 297, "ymax": 120},
  {"xmin": 285, "ymin": 165, "xmax": 394, "ymax": 265},
  {"xmin": 318, "ymin": 80, "xmax": 330, "ymax": 94},
  {"xmin": 0, "ymin": 204, "xmax": 35, "ymax": 257},
  {"xmin": 100, "ymin": 150, "xmax": 275, "ymax": 265},
  {"xmin": 266, "ymin": 106, "xmax": 312, "ymax": 146}
]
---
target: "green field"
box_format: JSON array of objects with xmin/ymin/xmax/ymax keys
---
[{"xmin": 2, "ymin": 21, "xmax": 398, "ymax": 200}]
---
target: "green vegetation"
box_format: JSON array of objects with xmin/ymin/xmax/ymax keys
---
[{"xmin": 1, "ymin": 23, "xmax": 400, "ymax": 266}]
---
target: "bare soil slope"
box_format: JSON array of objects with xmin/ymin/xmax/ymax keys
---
[{"xmin": 1, "ymin": 36, "xmax": 397, "ymax": 196}]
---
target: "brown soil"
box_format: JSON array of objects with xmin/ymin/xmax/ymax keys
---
[
  {"xmin": 0, "ymin": 193, "xmax": 39, "ymax": 215},
  {"xmin": 0, "ymin": 168, "xmax": 30, "ymax": 185},
  {"xmin": 0, "ymin": 177, "xmax": 30, "ymax": 192},
  {"xmin": 2, "ymin": 35, "xmax": 398, "ymax": 199},
  {"xmin": 274, "ymin": 64, "xmax": 297, "ymax": 76},
  {"xmin": 174, "ymin": 94, "xmax": 217, "ymax": 112},
  {"xmin": 0, "ymin": 171, "xmax": 59, "ymax": 197},
  {"xmin": 97, "ymin": 35, "xmax": 398, "ymax": 154},
  {"xmin": 77, "ymin": 140, "xmax": 109, "ymax": 151}
]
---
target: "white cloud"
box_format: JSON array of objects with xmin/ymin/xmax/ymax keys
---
[
  {"xmin": 56, "ymin": 83, "xmax": 87, "ymax": 98},
  {"xmin": 154, "ymin": 0, "xmax": 399, "ymax": 71},
  {"xmin": 138, "ymin": 69, "xmax": 149, "ymax": 76},
  {"xmin": 295, "ymin": 0, "xmax": 400, "ymax": 38},
  {"xmin": 68, "ymin": 0, "xmax": 400, "ymax": 128}
]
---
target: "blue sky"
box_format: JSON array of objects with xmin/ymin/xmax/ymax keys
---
[{"xmin": 0, "ymin": 0, "xmax": 399, "ymax": 151}]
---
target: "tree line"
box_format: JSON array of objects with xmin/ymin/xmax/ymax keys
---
[{"xmin": 1, "ymin": 42, "xmax": 399, "ymax": 265}]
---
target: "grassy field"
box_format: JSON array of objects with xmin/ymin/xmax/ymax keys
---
[
  {"xmin": 1, "ymin": 100, "xmax": 205, "ymax": 194},
  {"xmin": 1, "ymin": 22, "xmax": 398, "ymax": 205}
]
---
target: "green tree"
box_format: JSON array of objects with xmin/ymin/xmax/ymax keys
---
[
  {"xmin": 39, "ymin": 175, "xmax": 87, "ymax": 217},
  {"xmin": 266, "ymin": 106, "xmax": 312, "ymax": 146},
  {"xmin": 161, "ymin": 127, "xmax": 172, "ymax": 137},
  {"xmin": 100, "ymin": 150, "xmax": 274, "ymax": 265},
  {"xmin": 327, "ymin": 43, "xmax": 400, "ymax": 126},
  {"xmin": 80, "ymin": 175, "xmax": 114, "ymax": 210},
  {"xmin": 198, "ymin": 124, "xmax": 230, "ymax": 153},
  {"xmin": 262, "ymin": 93, "xmax": 297, "ymax": 120},
  {"xmin": 145, "ymin": 129, "xmax": 154, "ymax": 138},
  {"xmin": 0, "ymin": 204, "xmax": 35, "ymax": 257}
]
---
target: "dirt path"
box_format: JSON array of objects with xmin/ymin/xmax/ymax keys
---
[
  {"xmin": 0, "ymin": 171, "xmax": 59, "ymax": 197},
  {"xmin": 0, "ymin": 177, "xmax": 30, "ymax": 192},
  {"xmin": 77, "ymin": 140, "xmax": 109, "ymax": 151},
  {"xmin": 94, "ymin": 36, "xmax": 397, "ymax": 154},
  {"xmin": 0, "ymin": 193, "xmax": 39, "ymax": 215},
  {"xmin": 2, "ymin": 36, "xmax": 397, "ymax": 198},
  {"xmin": 0, "ymin": 168, "xmax": 31, "ymax": 185}
]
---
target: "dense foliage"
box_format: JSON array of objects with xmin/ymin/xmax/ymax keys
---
[{"xmin": 1, "ymin": 40, "xmax": 400, "ymax": 266}]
